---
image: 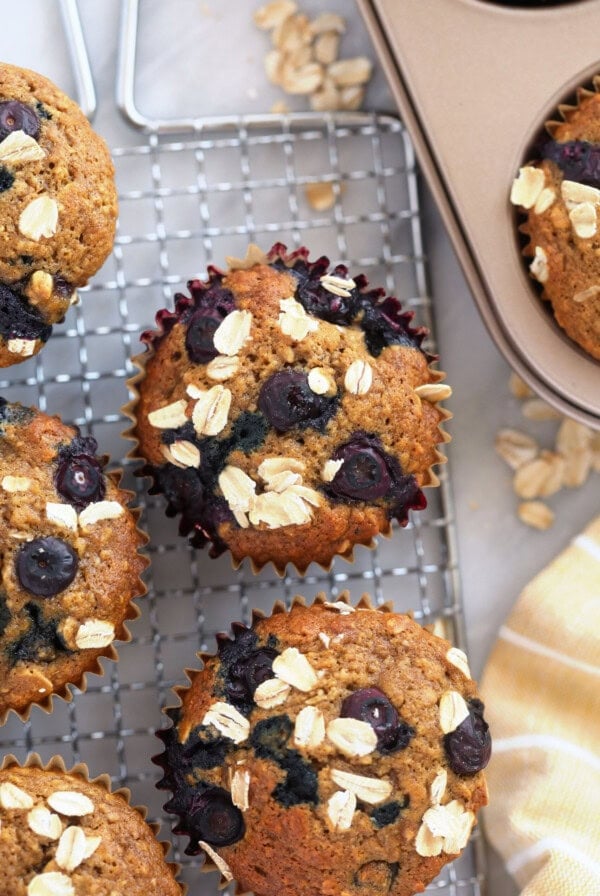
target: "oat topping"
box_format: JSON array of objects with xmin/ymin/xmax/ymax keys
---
[
  {"xmin": 78, "ymin": 500, "xmax": 124, "ymax": 528},
  {"xmin": 445, "ymin": 647, "xmax": 471, "ymax": 679},
  {"xmin": 326, "ymin": 717, "xmax": 377, "ymax": 757},
  {"xmin": 307, "ymin": 367, "xmax": 336, "ymax": 396},
  {"xmin": 569, "ymin": 201, "xmax": 597, "ymax": 238},
  {"xmin": 429, "ymin": 769, "xmax": 448, "ymax": 806},
  {"xmin": 416, "ymin": 800, "xmax": 475, "ymax": 857},
  {"xmin": 202, "ymin": 701, "xmax": 250, "ymax": 744},
  {"xmin": 148, "ymin": 399, "xmax": 188, "ymax": 429},
  {"xmin": 27, "ymin": 805, "xmax": 63, "ymax": 839},
  {"xmin": 253, "ymin": 677, "xmax": 291, "ymax": 708},
  {"xmin": 192, "ymin": 384, "xmax": 232, "ymax": 436},
  {"xmin": 573, "ymin": 284, "xmax": 600, "ymax": 303},
  {"xmin": 529, "ymin": 245, "xmax": 549, "ymax": 283},
  {"xmin": 199, "ymin": 840, "xmax": 234, "ymax": 882},
  {"xmin": 45, "ymin": 503, "xmax": 78, "ymax": 531},
  {"xmin": 510, "ymin": 166, "xmax": 545, "ymax": 208},
  {"xmin": 534, "ymin": 187, "xmax": 556, "ymax": 214},
  {"xmin": 0, "ymin": 129, "xmax": 46, "ymax": 163},
  {"xmin": 272, "ymin": 647, "xmax": 318, "ymax": 692},
  {"xmin": 55, "ymin": 825, "xmax": 87, "ymax": 872},
  {"xmin": 278, "ymin": 297, "xmax": 319, "ymax": 341},
  {"xmin": 322, "ymin": 600, "xmax": 354, "ymax": 614},
  {"xmin": 74, "ymin": 620, "xmax": 115, "ymax": 650},
  {"xmin": 326, "ymin": 789, "xmax": 356, "ymax": 831},
  {"xmin": 329, "ymin": 769, "xmax": 392, "ymax": 805},
  {"xmin": 47, "ymin": 791, "xmax": 94, "ymax": 817},
  {"xmin": 167, "ymin": 440, "xmax": 201, "ymax": 468},
  {"xmin": 230, "ymin": 768, "xmax": 251, "ymax": 811},
  {"xmin": 0, "ymin": 781, "xmax": 34, "ymax": 809},
  {"xmin": 7, "ymin": 338, "xmax": 36, "ymax": 356},
  {"xmin": 344, "ymin": 359, "xmax": 372, "ymax": 396},
  {"xmin": 27, "ymin": 871, "xmax": 74, "ymax": 896},
  {"xmin": 2, "ymin": 475, "xmax": 32, "ymax": 492},
  {"xmin": 293, "ymin": 705, "xmax": 325, "ymax": 749},
  {"xmin": 206, "ymin": 354, "xmax": 239, "ymax": 381},
  {"xmin": 18, "ymin": 195, "xmax": 59, "ymax": 241},
  {"xmin": 438, "ymin": 691, "xmax": 470, "ymax": 734},
  {"xmin": 319, "ymin": 273, "xmax": 356, "ymax": 298},
  {"xmin": 414, "ymin": 383, "xmax": 452, "ymax": 402},
  {"xmin": 213, "ymin": 310, "xmax": 252, "ymax": 356},
  {"xmin": 321, "ymin": 458, "xmax": 344, "ymax": 482}
]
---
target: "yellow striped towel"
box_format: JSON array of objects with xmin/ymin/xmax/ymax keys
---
[{"xmin": 480, "ymin": 515, "xmax": 600, "ymax": 894}]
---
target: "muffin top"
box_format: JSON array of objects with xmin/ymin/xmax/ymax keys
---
[
  {"xmin": 510, "ymin": 86, "xmax": 600, "ymax": 360},
  {"xmin": 0, "ymin": 762, "xmax": 182, "ymax": 896},
  {"xmin": 156, "ymin": 597, "xmax": 490, "ymax": 896},
  {"xmin": 131, "ymin": 244, "xmax": 450, "ymax": 573},
  {"xmin": 0, "ymin": 400, "xmax": 146, "ymax": 719},
  {"xmin": 0, "ymin": 63, "xmax": 117, "ymax": 364}
]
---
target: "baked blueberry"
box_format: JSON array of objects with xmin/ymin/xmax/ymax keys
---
[
  {"xmin": 341, "ymin": 687, "xmax": 415, "ymax": 753},
  {"xmin": 0, "ymin": 100, "xmax": 40, "ymax": 140},
  {"xmin": 185, "ymin": 309, "xmax": 222, "ymax": 364},
  {"xmin": 185, "ymin": 787, "xmax": 245, "ymax": 847},
  {"xmin": 258, "ymin": 370, "xmax": 337, "ymax": 432},
  {"xmin": 444, "ymin": 698, "xmax": 492, "ymax": 775},
  {"xmin": 328, "ymin": 438, "xmax": 392, "ymax": 501},
  {"xmin": 540, "ymin": 139, "xmax": 600, "ymax": 188},
  {"xmin": 16, "ymin": 536, "xmax": 78, "ymax": 597},
  {"xmin": 0, "ymin": 284, "xmax": 52, "ymax": 342},
  {"xmin": 55, "ymin": 451, "xmax": 105, "ymax": 509}
]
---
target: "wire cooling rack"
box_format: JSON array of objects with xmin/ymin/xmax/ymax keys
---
[{"xmin": 0, "ymin": 4, "xmax": 486, "ymax": 895}]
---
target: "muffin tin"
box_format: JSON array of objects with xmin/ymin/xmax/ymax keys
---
[{"xmin": 359, "ymin": 0, "xmax": 600, "ymax": 428}]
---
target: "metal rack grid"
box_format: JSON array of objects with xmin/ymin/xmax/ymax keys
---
[{"xmin": 0, "ymin": 5, "xmax": 486, "ymax": 889}]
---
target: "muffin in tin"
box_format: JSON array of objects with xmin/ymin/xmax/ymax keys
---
[
  {"xmin": 0, "ymin": 63, "xmax": 117, "ymax": 365},
  {"xmin": 128, "ymin": 243, "xmax": 451, "ymax": 574},
  {"xmin": 0, "ymin": 399, "xmax": 147, "ymax": 720},
  {"xmin": 155, "ymin": 594, "xmax": 490, "ymax": 896},
  {"xmin": 510, "ymin": 77, "xmax": 600, "ymax": 360}
]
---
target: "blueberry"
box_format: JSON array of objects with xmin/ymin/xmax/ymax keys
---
[
  {"xmin": 0, "ymin": 166, "xmax": 14, "ymax": 193},
  {"xmin": 329, "ymin": 442, "xmax": 391, "ymax": 501},
  {"xmin": 185, "ymin": 309, "xmax": 222, "ymax": 364},
  {"xmin": 0, "ymin": 284, "xmax": 52, "ymax": 342},
  {"xmin": 225, "ymin": 647, "xmax": 278, "ymax": 706},
  {"xmin": 187, "ymin": 787, "xmax": 245, "ymax": 847},
  {"xmin": 341, "ymin": 687, "xmax": 415, "ymax": 753},
  {"xmin": 540, "ymin": 139, "xmax": 600, "ymax": 188},
  {"xmin": 55, "ymin": 453, "xmax": 105, "ymax": 509},
  {"xmin": 258, "ymin": 370, "xmax": 338, "ymax": 432},
  {"xmin": 0, "ymin": 101, "xmax": 40, "ymax": 141},
  {"xmin": 444, "ymin": 698, "xmax": 491, "ymax": 775},
  {"xmin": 16, "ymin": 536, "xmax": 78, "ymax": 597}
]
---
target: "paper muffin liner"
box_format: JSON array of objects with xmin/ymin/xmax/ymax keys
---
[
  {"xmin": 153, "ymin": 590, "xmax": 483, "ymax": 894},
  {"xmin": 123, "ymin": 243, "xmax": 452, "ymax": 578},
  {"xmin": 0, "ymin": 435, "xmax": 149, "ymax": 727},
  {"xmin": 0, "ymin": 751, "xmax": 183, "ymax": 893}
]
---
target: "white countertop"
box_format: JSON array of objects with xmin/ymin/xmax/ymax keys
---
[{"xmin": 6, "ymin": 2, "xmax": 599, "ymax": 893}]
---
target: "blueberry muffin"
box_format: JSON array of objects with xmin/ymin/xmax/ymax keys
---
[
  {"xmin": 510, "ymin": 80, "xmax": 600, "ymax": 360},
  {"xmin": 0, "ymin": 399, "xmax": 146, "ymax": 720},
  {"xmin": 128, "ymin": 243, "xmax": 450, "ymax": 573},
  {"xmin": 0, "ymin": 755, "xmax": 182, "ymax": 895},
  {"xmin": 155, "ymin": 595, "xmax": 490, "ymax": 896},
  {"xmin": 0, "ymin": 63, "xmax": 118, "ymax": 365}
]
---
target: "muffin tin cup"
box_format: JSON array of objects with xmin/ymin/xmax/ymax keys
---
[
  {"xmin": 0, "ymin": 468, "xmax": 148, "ymax": 727},
  {"xmin": 123, "ymin": 246, "xmax": 452, "ymax": 577},
  {"xmin": 0, "ymin": 751, "xmax": 182, "ymax": 892},
  {"xmin": 358, "ymin": 0, "xmax": 600, "ymax": 428}
]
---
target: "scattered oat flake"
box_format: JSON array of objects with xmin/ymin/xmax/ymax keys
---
[
  {"xmin": 509, "ymin": 372, "xmax": 534, "ymax": 399},
  {"xmin": 517, "ymin": 501, "xmax": 555, "ymax": 530},
  {"xmin": 521, "ymin": 398, "xmax": 561, "ymax": 421},
  {"xmin": 199, "ymin": 840, "xmax": 233, "ymax": 881},
  {"xmin": 305, "ymin": 181, "xmax": 337, "ymax": 211},
  {"xmin": 27, "ymin": 872, "xmax": 74, "ymax": 896},
  {"xmin": 0, "ymin": 782, "xmax": 34, "ymax": 809},
  {"xmin": 328, "ymin": 56, "xmax": 372, "ymax": 87},
  {"xmin": 494, "ymin": 428, "xmax": 539, "ymax": 470},
  {"xmin": 253, "ymin": 0, "xmax": 298, "ymax": 29}
]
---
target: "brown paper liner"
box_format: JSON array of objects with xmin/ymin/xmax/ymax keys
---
[
  {"xmin": 122, "ymin": 244, "xmax": 452, "ymax": 578},
  {"xmin": 0, "ymin": 426, "xmax": 149, "ymax": 726},
  {"xmin": 0, "ymin": 752, "xmax": 184, "ymax": 894}
]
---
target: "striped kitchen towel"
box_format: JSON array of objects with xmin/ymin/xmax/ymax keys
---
[{"xmin": 480, "ymin": 514, "xmax": 600, "ymax": 895}]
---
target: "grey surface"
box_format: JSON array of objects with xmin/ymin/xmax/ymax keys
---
[{"xmin": 2, "ymin": 2, "xmax": 598, "ymax": 895}]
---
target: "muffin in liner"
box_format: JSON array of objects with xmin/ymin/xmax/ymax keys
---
[
  {"xmin": 510, "ymin": 75, "xmax": 600, "ymax": 360},
  {"xmin": 153, "ymin": 592, "xmax": 490, "ymax": 896},
  {"xmin": 0, "ymin": 752, "xmax": 182, "ymax": 895},
  {"xmin": 0, "ymin": 399, "xmax": 148, "ymax": 724},
  {"xmin": 124, "ymin": 243, "xmax": 451, "ymax": 575},
  {"xmin": 0, "ymin": 63, "xmax": 118, "ymax": 366}
]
